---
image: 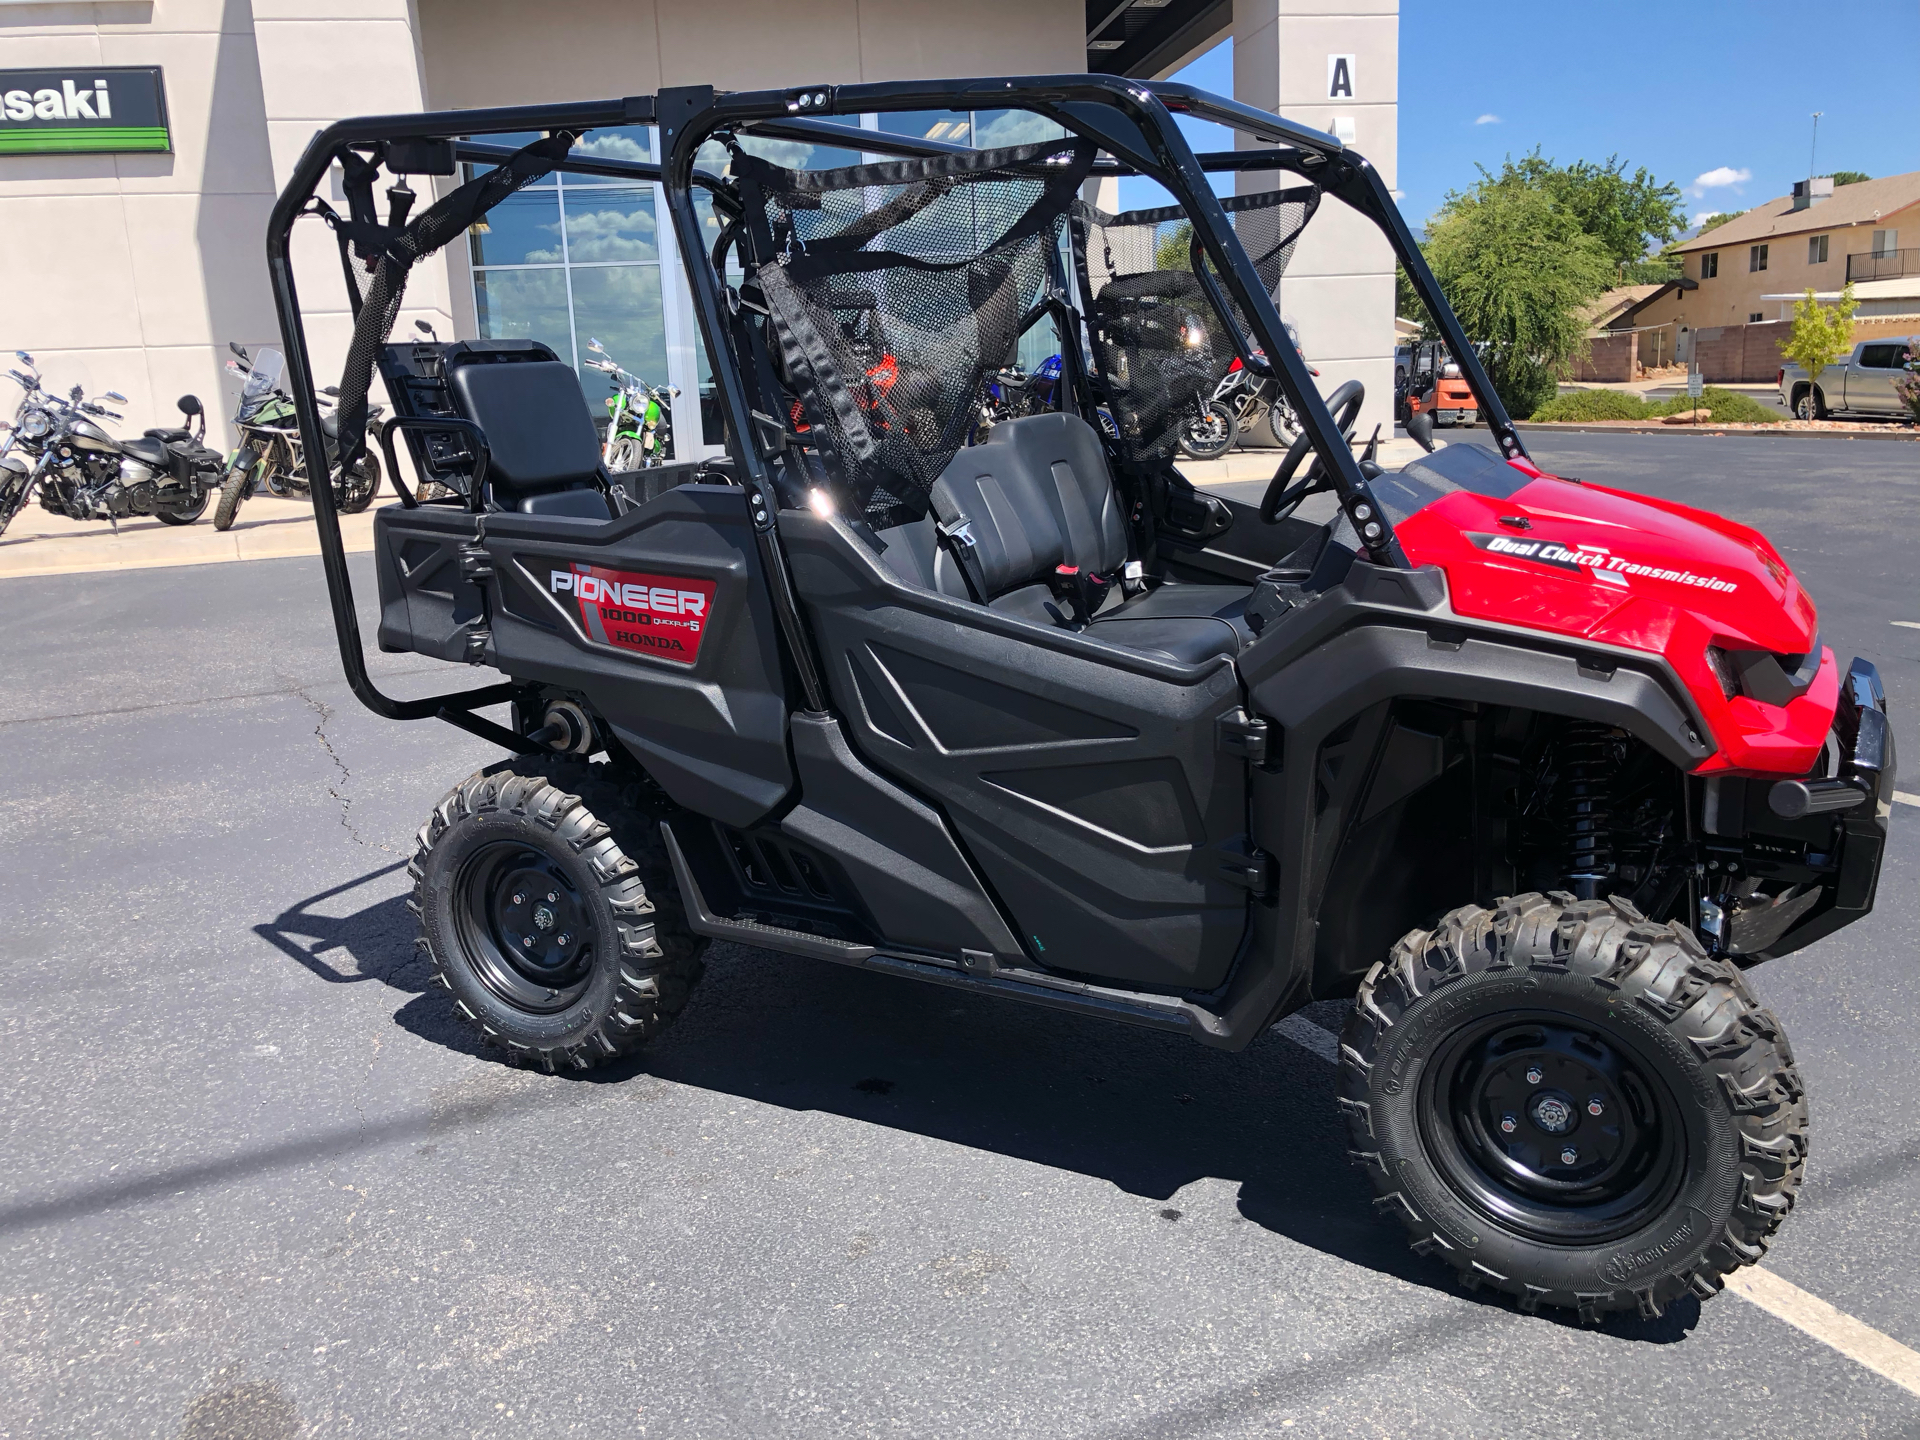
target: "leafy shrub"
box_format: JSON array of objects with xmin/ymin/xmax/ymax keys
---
[
  {"xmin": 1646, "ymin": 387, "xmax": 1779, "ymax": 423},
  {"xmin": 1489, "ymin": 355, "xmax": 1562, "ymax": 419},
  {"xmin": 1529, "ymin": 385, "xmax": 1780, "ymax": 424},
  {"xmin": 1528, "ymin": 388, "xmax": 1654, "ymax": 422}
]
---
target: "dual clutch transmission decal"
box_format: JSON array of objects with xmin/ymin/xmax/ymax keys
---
[
  {"xmin": 1467, "ymin": 533, "xmax": 1738, "ymax": 594},
  {"xmin": 550, "ymin": 564, "xmax": 715, "ymax": 664}
]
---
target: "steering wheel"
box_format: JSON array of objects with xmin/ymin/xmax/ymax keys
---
[{"xmin": 1260, "ymin": 379, "xmax": 1365, "ymax": 524}]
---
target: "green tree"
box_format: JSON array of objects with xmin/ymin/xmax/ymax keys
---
[
  {"xmin": 1424, "ymin": 177, "xmax": 1615, "ymax": 418},
  {"xmin": 1395, "ymin": 264, "xmax": 1431, "ymax": 335},
  {"xmin": 1153, "ymin": 220, "xmax": 1193, "ymax": 273},
  {"xmin": 1695, "ymin": 211, "xmax": 1743, "ymax": 234},
  {"xmin": 1827, "ymin": 170, "xmax": 1871, "ymax": 186},
  {"xmin": 1457, "ymin": 152, "xmax": 1687, "ymax": 270},
  {"xmin": 1782, "ymin": 282, "xmax": 1860, "ymax": 399}
]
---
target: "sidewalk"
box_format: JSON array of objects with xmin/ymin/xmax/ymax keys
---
[
  {"xmin": 0, "ymin": 494, "xmax": 375, "ymax": 581},
  {"xmin": 0, "ymin": 437, "xmax": 1437, "ymax": 582}
]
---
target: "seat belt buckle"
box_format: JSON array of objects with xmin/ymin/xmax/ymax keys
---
[
  {"xmin": 1049, "ymin": 564, "xmax": 1112, "ymax": 627},
  {"xmin": 1122, "ymin": 558, "xmax": 1145, "ymax": 596},
  {"xmin": 937, "ymin": 517, "xmax": 977, "ymax": 550}
]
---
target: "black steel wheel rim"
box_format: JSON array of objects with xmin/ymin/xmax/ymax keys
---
[
  {"xmin": 1417, "ymin": 1010, "xmax": 1686, "ymax": 1246},
  {"xmin": 453, "ymin": 841, "xmax": 595, "ymax": 1014}
]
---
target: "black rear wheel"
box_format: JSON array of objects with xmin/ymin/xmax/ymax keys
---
[
  {"xmin": 1340, "ymin": 892, "xmax": 1807, "ymax": 1320},
  {"xmin": 411, "ymin": 757, "xmax": 707, "ymax": 1072}
]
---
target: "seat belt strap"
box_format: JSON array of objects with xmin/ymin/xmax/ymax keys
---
[{"xmin": 926, "ymin": 484, "xmax": 990, "ymax": 604}]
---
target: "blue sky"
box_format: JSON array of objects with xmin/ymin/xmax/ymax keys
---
[{"xmin": 1145, "ymin": 3, "xmax": 1919, "ymax": 244}]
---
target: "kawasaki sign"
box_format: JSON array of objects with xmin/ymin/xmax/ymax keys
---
[{"xmin": 0, "ymin": 68, "xmax": 169, "ymax": 155}]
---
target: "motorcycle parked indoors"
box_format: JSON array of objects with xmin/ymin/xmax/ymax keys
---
[
  {"xmin": 1177, "ymin": 336, "xmax": 1319, "ymax": 461},
  {"xmin": 1, "ymin": 351, "xmax": 216, "ymax": 537},
  {"xmin": 584, "ymin": 338, "xmax": 677, "ymax": 470},
  {"xmin": 214, "ymin": 343, "xmax": 383, "ymax": 531}
]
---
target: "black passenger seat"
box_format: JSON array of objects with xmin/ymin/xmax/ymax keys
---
[
  {"xmin": 442, "ymin": 341, "xmax": 617, "ymax": 520},
  {"xmin": 873, "ymin": 413, "xmax": 1251, "ymax": 665}
]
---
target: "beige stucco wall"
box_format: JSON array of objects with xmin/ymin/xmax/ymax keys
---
[
  {"xmin": 0, "ymin": 0, "xmax": 282, "ymax": 443},
  {"xmin": 1234, "ymin": 0, "xmax": 1398, "ymax": 442},
  {"xmin": 414, "ymin": 0, "xmax": 1087, "ymax": 344},
  {"xmin": 1638, "ymin": 199, "xmax": 1920, "ymax": 338}
]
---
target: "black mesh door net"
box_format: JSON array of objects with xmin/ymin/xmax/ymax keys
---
[
  {"xmin": 1070, "ymin": 184, "xmax": 1319, "ymax": 466},
  {"xmin": 735, "ymin": 139, "xmax": 1093, "ymax": 530}
]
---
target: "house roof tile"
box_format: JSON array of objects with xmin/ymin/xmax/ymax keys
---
[{"xmin": 1676, "ymin": 170, "xmax": 1920, "ymax": 253}]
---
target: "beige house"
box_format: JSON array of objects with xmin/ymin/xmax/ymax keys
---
[{"xmin": 1629, "ymin": 171, "xmax": 1920, "ymax": 344}]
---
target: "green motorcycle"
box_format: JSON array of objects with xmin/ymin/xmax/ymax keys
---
[
  {"xmin": 585, "ymin": 337, "xmax": 677, "ymax": 470},
  {"xmin": 213, "ymin": 343, "xmax": 382, "ymax": 531}
]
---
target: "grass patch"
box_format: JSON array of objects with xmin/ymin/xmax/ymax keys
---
[{"xmin": 1527, "ymin": 385, "xmax": 1781, "ymax": 424}]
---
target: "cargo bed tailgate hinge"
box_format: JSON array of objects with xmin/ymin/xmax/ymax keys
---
[
  {"xmin": 1211, "ymin": 835, "xmax": 1274, "ymax": 896},
  {"xmin": 1216, "ymin": 707, "xmax": 1271, "ymax": 766}
]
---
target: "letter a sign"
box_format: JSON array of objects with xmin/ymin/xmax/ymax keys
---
[{"xmin": 1327, "ymin": 54, "xmax": 1355, "ymax": 99}]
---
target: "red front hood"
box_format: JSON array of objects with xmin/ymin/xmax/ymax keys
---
[{"xmin": 1395, "ymin": 463, "xmax": 1835, "ymax": 775}]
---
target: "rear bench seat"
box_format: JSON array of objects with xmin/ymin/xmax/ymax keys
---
[{"xmin": 872, "ymin": 412, "xmax": 1252, "ymax": 665}]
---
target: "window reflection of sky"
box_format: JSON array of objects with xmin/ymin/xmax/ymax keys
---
[{"xmin": 562, "ymin": 188, "xmax": 658, "ymax": 263}]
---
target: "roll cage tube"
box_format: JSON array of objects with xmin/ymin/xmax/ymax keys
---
[
  {"xmin": 267, "ymin": 76, "xmax": 1512, "ymax": 735},
  {"xmin": 660, "ymin": 74, "xmax": 1418, "ymax": 566}
]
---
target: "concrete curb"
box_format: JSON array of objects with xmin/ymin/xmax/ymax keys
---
[
  {"xmin": 0, "ymin": 498, "xmax": 375, "ymax": 581},
  {"xmin": 1520, "ymin": 422, "xmax": 1920, "ymax": 442}
]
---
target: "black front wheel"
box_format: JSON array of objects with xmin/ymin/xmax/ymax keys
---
[
  {"xmin": 411, "ymin": 757, "xmax": 707, "ymax": 1072},
  {"xmin": 1176, "ymin": 403, "xmax": 1239, "ymax": 460},
  {"xmin": 213, "ymin": 449, "xmax": 261, "ymax": 531},
  {"xmin": 1339, "ymin": 893, "xmax": 1806, "ymax": 1320},
  {"xmin": 334, "ymin": 451, "xmax": 382, "ymax": 514}
]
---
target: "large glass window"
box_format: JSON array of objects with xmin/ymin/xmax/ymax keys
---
[{"xmin": 466, "ymin": 127, "xmax": 669, "ymax": 391}]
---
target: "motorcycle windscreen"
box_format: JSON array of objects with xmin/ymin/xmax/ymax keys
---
[{"xmin": 237, "ymin": 348, "xmax": 286, "ymax": 422}]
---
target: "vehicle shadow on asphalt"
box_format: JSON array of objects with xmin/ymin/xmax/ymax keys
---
[{"xmin": 261, "ymin": 866, "xmax": 1700, "ymax": 1345}]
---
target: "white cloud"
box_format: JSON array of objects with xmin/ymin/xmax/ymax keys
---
[
  {"xmin": 1691, "ymin": 210, "xmax": 1723, "ymax": 228},
  {"xmin": 1691, "ymin": 165, "xmax": 1751, "ymax": 196},
  {"xmin": 1474, "ymin": 113, "xmax": 1501, "ymax": 125}
]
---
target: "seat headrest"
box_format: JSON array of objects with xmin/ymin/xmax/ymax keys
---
[{"xmin": 446, "ymin": 359, "xmax": 603, "ymax": 495}]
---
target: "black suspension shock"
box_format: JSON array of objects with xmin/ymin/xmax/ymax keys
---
[{"xmin": 1559, "ymin": 722, "xmax": 1625, "ymax": 900}]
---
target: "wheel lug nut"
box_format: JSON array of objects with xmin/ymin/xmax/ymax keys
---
[
  {"xmin": 522, "ymin": 936, "xmax": 534, "ymax": 948},
  {"xmin": 557, "ymin": 934, "xmax": 570, "ymax": 947},
  {"xmin": 511, "ymin": 893, "xmax": 525, "ymax": 906},
  {"xmin": 1499, "ymin": 1114, "xmax": 1517, "ymax": 1135},
  {"xmin": 547, "ymin": 892, "xmax": 558, "ymax": 903},
  {"xmin": 1525, "ymin": 1067, "xmax": 1544, "ymax": 1086},
  {"xmin": 1560, "ymin": 1147, "xmax": 1578, "ymax": 1165},
  {"xmin": 1588, "ymin": 1096, "xmax": 1605, "ymax": 1117}
]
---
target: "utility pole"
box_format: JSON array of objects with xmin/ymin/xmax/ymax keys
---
[{"xmin": 1809, "ymin": 112, "xmax": 1823, "ymax": 177}]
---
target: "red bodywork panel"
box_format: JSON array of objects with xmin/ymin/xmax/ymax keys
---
[{"xmin": 1394, "ymin": 461, "xmax": 1834, "ymax": 776}]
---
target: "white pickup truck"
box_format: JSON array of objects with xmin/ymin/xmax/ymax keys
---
[{"xmin": 1778, "ymin": 336, "xmax": 1916, "ymax": 419}]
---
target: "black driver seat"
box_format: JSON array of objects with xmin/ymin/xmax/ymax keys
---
[
  {"xmin": 872, "ymin": 413, "xmax": 1251, "ymax": 665},
  {"xmin": 443, "ymin": 341, "xmax": 617, "ymax": 520}
]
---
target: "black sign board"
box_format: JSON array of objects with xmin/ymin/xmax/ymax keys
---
[{"xmin": 0, "ymin": 67, "xmax": 169, "ymax": 155}]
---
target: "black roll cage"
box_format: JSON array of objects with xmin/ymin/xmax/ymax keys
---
[{"xmin": 264, "ymin": 74, "xmax": 1522, "ymax": 741}]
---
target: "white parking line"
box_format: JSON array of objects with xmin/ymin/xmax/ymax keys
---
[
  {"xmin": 1727, "ymin": 1268, "xmax": 1920, "ymax": 1399},
  {"xmin": 1892, "ymin": 621, "xmax": 1920, "ymax": 630},
  {"xmin": 1895, "ymin": 792, "xmax": 1919, "ymax": 808},
  {"xmin": 1277, "ymin": 1014, "xmax": 1920, "ymax": 1396}
]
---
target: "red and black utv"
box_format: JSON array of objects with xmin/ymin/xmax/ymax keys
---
[{"xmin": 266, "ymin": 77, "xmax": 1892, "ymax": 1321}]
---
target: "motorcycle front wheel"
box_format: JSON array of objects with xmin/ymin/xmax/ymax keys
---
[
  {"xmin": 334, "ymin": 452, "xmax": 382, "ymax": 515},
  {"xmin": 1176, "ymin": 404, "xmax": 1239, "ymax": 460},
  {"xmin": 1267, "ymin": 401, "xmax": 1300, "ymax": 445},
  {"xmin": 605, "ymin": 436, "xmax": 643, "ymax": 473},
  {"xmin": 213, "ymin": 449, "xmax": 263, "ymax": 531}
]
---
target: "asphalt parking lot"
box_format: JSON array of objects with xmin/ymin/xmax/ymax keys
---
[{"xmin": 2, "ymin": 431, "xmax": 1915, "ymax": 1438}]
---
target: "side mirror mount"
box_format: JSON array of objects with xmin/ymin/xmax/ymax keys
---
[
  {"xmin": 414, "ymin": 319, "xmax": 438, "ymax": 340},
  {"xmin": 1406, "ymin": 410, "xmax": 1437, "ymax": 454},
  {"xmin": 104, "ymin": 391, "xmax": 127, "ymax": 404},
  {"xmin": 177, "ymin": 394, "xmax": 203, "ymax": 417},
  {"xmin": 71, "ymin": 384, "xmax": 84, "ymax": 401}
]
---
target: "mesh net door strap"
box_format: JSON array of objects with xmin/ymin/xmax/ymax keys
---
[
  {"xmin": 736, "ymin": 139, "xmax": 1092, "ymax": 530},
  {"xmin": 1071, "ymin": 185, "xmax": 1319, "ymax": 466}
]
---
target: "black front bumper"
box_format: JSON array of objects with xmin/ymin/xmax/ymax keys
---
[{"xmin": 1712, "ymin": 657, "xmax": 1896, "ymax": 960}]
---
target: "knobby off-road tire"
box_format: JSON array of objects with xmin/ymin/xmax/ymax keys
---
[
  {"xmin": 213, "ymin": 453, "xmax": 259, "ymax": 531},
  {"xmin": 1339, "ymin": 891, "xmax": 1807, "ymax": 1320},
  {"xmin": 410, "ymin": 757, "xmax": 707, "ymax": 1073}
]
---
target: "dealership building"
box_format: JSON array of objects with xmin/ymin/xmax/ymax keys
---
[{"xmin": 3, "ymin": 0, "xmax": 1399, "ymax": 456}]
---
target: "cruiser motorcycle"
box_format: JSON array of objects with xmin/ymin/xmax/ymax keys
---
[
  {"xmin": 214, "ymin": 343, "xmax": 383, "ymax": 531},
  {"xmin": 1176, "ymin": 331, "xmax": 1318, "ymax": 461},
  {"xmin": 585, "ymin": 338, "xmax": 676, "ymax": 470},
  {"xmin": 1, "ymin": 352, "xmax": 216, "ymax": 537}
]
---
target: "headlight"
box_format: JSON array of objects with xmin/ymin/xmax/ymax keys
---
[
  {"xmin": 1707, "ymin": 634, "xmax": 1822, "ymax": 707},
  {"xmin": 19, "ymin": 408, "xmax": 50, "ymax": 438}
]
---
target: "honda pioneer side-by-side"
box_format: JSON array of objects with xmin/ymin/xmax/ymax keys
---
[{"xmin": 265, "ymin": 78, "xmax": 1892, "ymax": 1321}]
